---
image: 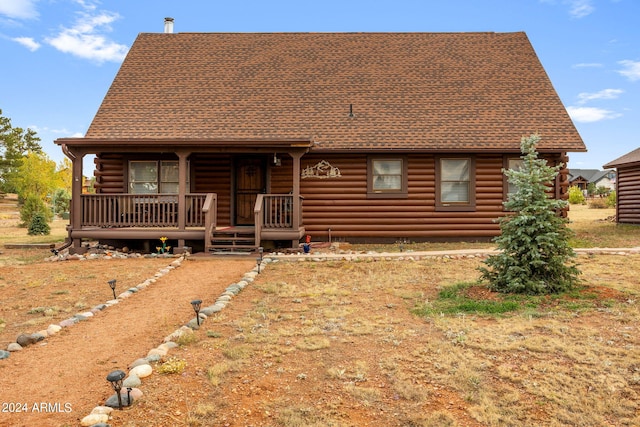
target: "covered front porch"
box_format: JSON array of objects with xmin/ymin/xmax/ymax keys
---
[{"xmin": 55, "ymin": 138, "xmax": 312, "ymax": 253}]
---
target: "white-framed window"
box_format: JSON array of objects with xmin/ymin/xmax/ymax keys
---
[{"xmin": 129, "ymin": 160, "xmax": 188, "ymax": 194}]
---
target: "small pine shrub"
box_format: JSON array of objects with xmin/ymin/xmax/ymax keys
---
[
  {"xmin": 20, "ymin": 193, "xmax": 52, "ymax": 227},
  {"xmin": 52, "ymin": 188, "xmax": 71, "ymax": 217},
  {"xmin": 607, "ymin": 190, "xmax": 616, "ymax": 208},
  {"xmin": 28, "ymin": 211, "xmax": 50, "ymax": 235},
  {"xmin": 568, "ymin": 185, "xmax": 585, "ymax": 204},
  {"xmin": 479, "ymin": 134, "xmax": 580, "ymax": 295}
]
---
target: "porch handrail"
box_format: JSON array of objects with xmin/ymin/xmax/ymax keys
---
[
  {"xmin": 255, "ymin": 194, "xmax": 304, "ymax": 229},
  {"xmin": 203, "ymin": 193, "xmax": 218, "ymax": 251},
  {"xmin": 253, "ymin": 194, "xmax": 264, "ymax": 248},
  {"xmin": 80, "ymin": 193, "xmax": 207, "ymax": 228}
]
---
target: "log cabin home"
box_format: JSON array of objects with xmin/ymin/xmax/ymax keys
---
[
  {"xmin": 55, "ymin": 22, "xmax": 586, "ymax": 253},
  {"xmin": 603, "ymin": 148, "xmax": 640, "ymax": 224}
]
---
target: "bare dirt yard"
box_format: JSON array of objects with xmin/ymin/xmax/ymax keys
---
[{"xmin": 0, "ymin": 201, "xmax": 639, "ymax": 426}]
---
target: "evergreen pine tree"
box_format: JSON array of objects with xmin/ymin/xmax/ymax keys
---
[
  {"xmin": 479, "ymin": 134, "xmax": 580, "ymax": 294},
  {"xmin": 28, "ymin": 211, "xmax": 50, "ymax": 235}
]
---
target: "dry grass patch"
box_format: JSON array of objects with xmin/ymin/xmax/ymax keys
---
[{"xmin": 177, "ymin": 256, "xmax": 640, "ymax": 426}]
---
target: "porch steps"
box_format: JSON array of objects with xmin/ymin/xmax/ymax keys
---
[{"xmin": 209, "ymin": 227, "xmax": 257, "ymax": 253}]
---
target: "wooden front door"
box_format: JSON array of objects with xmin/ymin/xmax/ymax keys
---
[{"xmin": 235, "ymin": 158, "xmax": 265, "ymax": 225}]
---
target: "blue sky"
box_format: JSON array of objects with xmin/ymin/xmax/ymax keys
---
[{"xmin": 1, "ymin": 0, "xmax": 638, "ymax": 171}]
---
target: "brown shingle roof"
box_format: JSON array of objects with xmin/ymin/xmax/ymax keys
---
[
  {"xmin": 84, "ymin": 32, "xmax": 585, "ymax": 152},
  {"xmin": 603, "ymin": 147, "xmax": 640, "ymax": 169}
]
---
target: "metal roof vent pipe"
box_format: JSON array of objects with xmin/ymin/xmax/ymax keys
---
[{"xmin": 164, "ymin": 17, "xmax": 174, "ymax": 33}]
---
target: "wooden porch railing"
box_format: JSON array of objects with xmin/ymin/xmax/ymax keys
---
[
  {"xmin": 254, "ymin": 194, "xmax": 303, "ymax": 247},
  {"xmin": 80, "ymin": 194, "xmax": 208, "ymax": 228},
  {"xmin": 203, "ymin": 193, "xmax": 218, "ymax": 251}
]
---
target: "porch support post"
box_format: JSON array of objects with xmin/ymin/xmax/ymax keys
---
[
  {"xmin": 177, "ymin": 151, "xmax": 190, "ymax": 249},
  {"xmin": 291, "ymin": 150, "xmax": 304, "ymax": 247},
  {"xmin": 64, "ymin": 146, "xmax": 85, "ymax": 252}
]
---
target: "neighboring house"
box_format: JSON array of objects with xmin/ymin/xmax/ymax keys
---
[
  {"xmin": 603, "ymin": 148, "xmax": 640, "ymax": 224},
  {"xmin": 55, "ymin": 23, "xmax": 585, "ymax": 253},
  {"xmin": 568, "ymin": 169, "xmax": 616, "ymax": 192}
]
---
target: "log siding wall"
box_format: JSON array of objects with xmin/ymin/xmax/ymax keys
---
[
  {"xmin": 615, "ymin": 166, "xmax": 640, "ymax": 224},
  {"xmin": 93, "ymin": 151, "xmax": 569, "ymax": 242},
  {"xmin": 299, "ymin": 153, "xmax": 506, "ymax": 241}
]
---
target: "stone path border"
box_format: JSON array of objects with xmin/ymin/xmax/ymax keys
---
[
  {"xmin": 267, "ymin": 246, "xmax": 640, "ymax": 263},
  {"xmin": 79, "ymin": 256, "xmax": 271, "ymax": 426},
  {"xmin": 0, "ymin": 254, "xmax": 185, "ymax": 360}
]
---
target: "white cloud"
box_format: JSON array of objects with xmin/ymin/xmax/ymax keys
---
[
  {"xmin": 540, "ymin": 0, "xmax": 595, "ymax": 18},
  {"xmin": 45, "ymin": 7, "xmax": 128, "ymax": 63},
  {"xmin": 12, "ymin": 36, "xmax": 40, "ymax": 51},
  {"xmin": 0, "ymin": 0, "xmax": 38, "ymax": 20},
  {"xmin": 618, "ymin": 60, "xmax": 640, "ymax": 82},
  {"xmin": 567, "ymin": 0, "xmax": 595, "ymax": 18},
  {"xmin": 572, "ymin": 63, "xmax": 603, "ymax": 68},
  {"xmin": 576, "ymin": 89, "xmax": 624, "ymax": 105},
  {"xmin": 566, "ymin": 106, "xmax": 622, "ymax": 123}
]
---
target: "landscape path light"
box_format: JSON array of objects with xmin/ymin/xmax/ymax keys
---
[
  {"xmin": 108, "ymin": 279, "xmax": 117, "ymax": 299},
  {"xmin": 106, "ymin": 369, "xmax": 126, "ymax": 409},
  {"xmin": 191, "ymin": 299, "xmax": 202, "ymax": 326}
]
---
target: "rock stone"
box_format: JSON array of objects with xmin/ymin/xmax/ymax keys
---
[
  {"xmin": 59, "ymin": 318, "xmax": 78, "ymax": 328},
  {"xmin": 128, "ymin": 358, "xmax": 150, "ymax": 369},
  {"xmin": 105, "ymin": 392, "xmax": 134, "ymax": 408},
  {"xmin": 159, "ymin": 342, "xmax": 177, "ymax": 350},
  {"xmin": 31, "ymin": 332, "xmax": 45, "ymax": 342},
  {"xmin": 90, "ymin": 405, "xmax": 114, "ymax": 415},
  {"xmin": 147, "ymin": 347, "xmax": 167, "ymax": 358},
  {"xmin": 80, "ymin": 413, "xmax": 109, "ymax": 426},
  {"xmin": 187, "ymin": 318, "xmax": 201, "ymax": 329},
  {"xmin": 16, "ymin": 334, "xmax": 36, "ymax": 347},
  {"xmin": 47, "ymin": 324, "xmax": 62, "ymax": 335},
  {"xmin": 123, "ymin": 373, "xmax": 141, "ymax": 388},
  {"xmin": 129, "ymin": 363, "xmax": 152, "ymax": 378},
  {"xmin": 127, "ymin": 387, "xmax": 143, "ymax": 399},
  {"xmin": 145, "ymin": 353, "xmax": 161, "ymax": 362},
  {"xmin": 7, "ymin": 343, "xmax": 23, "ymax": 352},
  {"xmin": 0, "ymin": 350, "xmax": 10, "ymax": 359},
  {"xmin": 200, "ymin": 306, "xmax": 219, "ymax": 316}
]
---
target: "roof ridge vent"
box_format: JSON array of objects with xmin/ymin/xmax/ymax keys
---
[{"xmin": 164, "ymin": 17, "xmax": 174, "ymax": 34}]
